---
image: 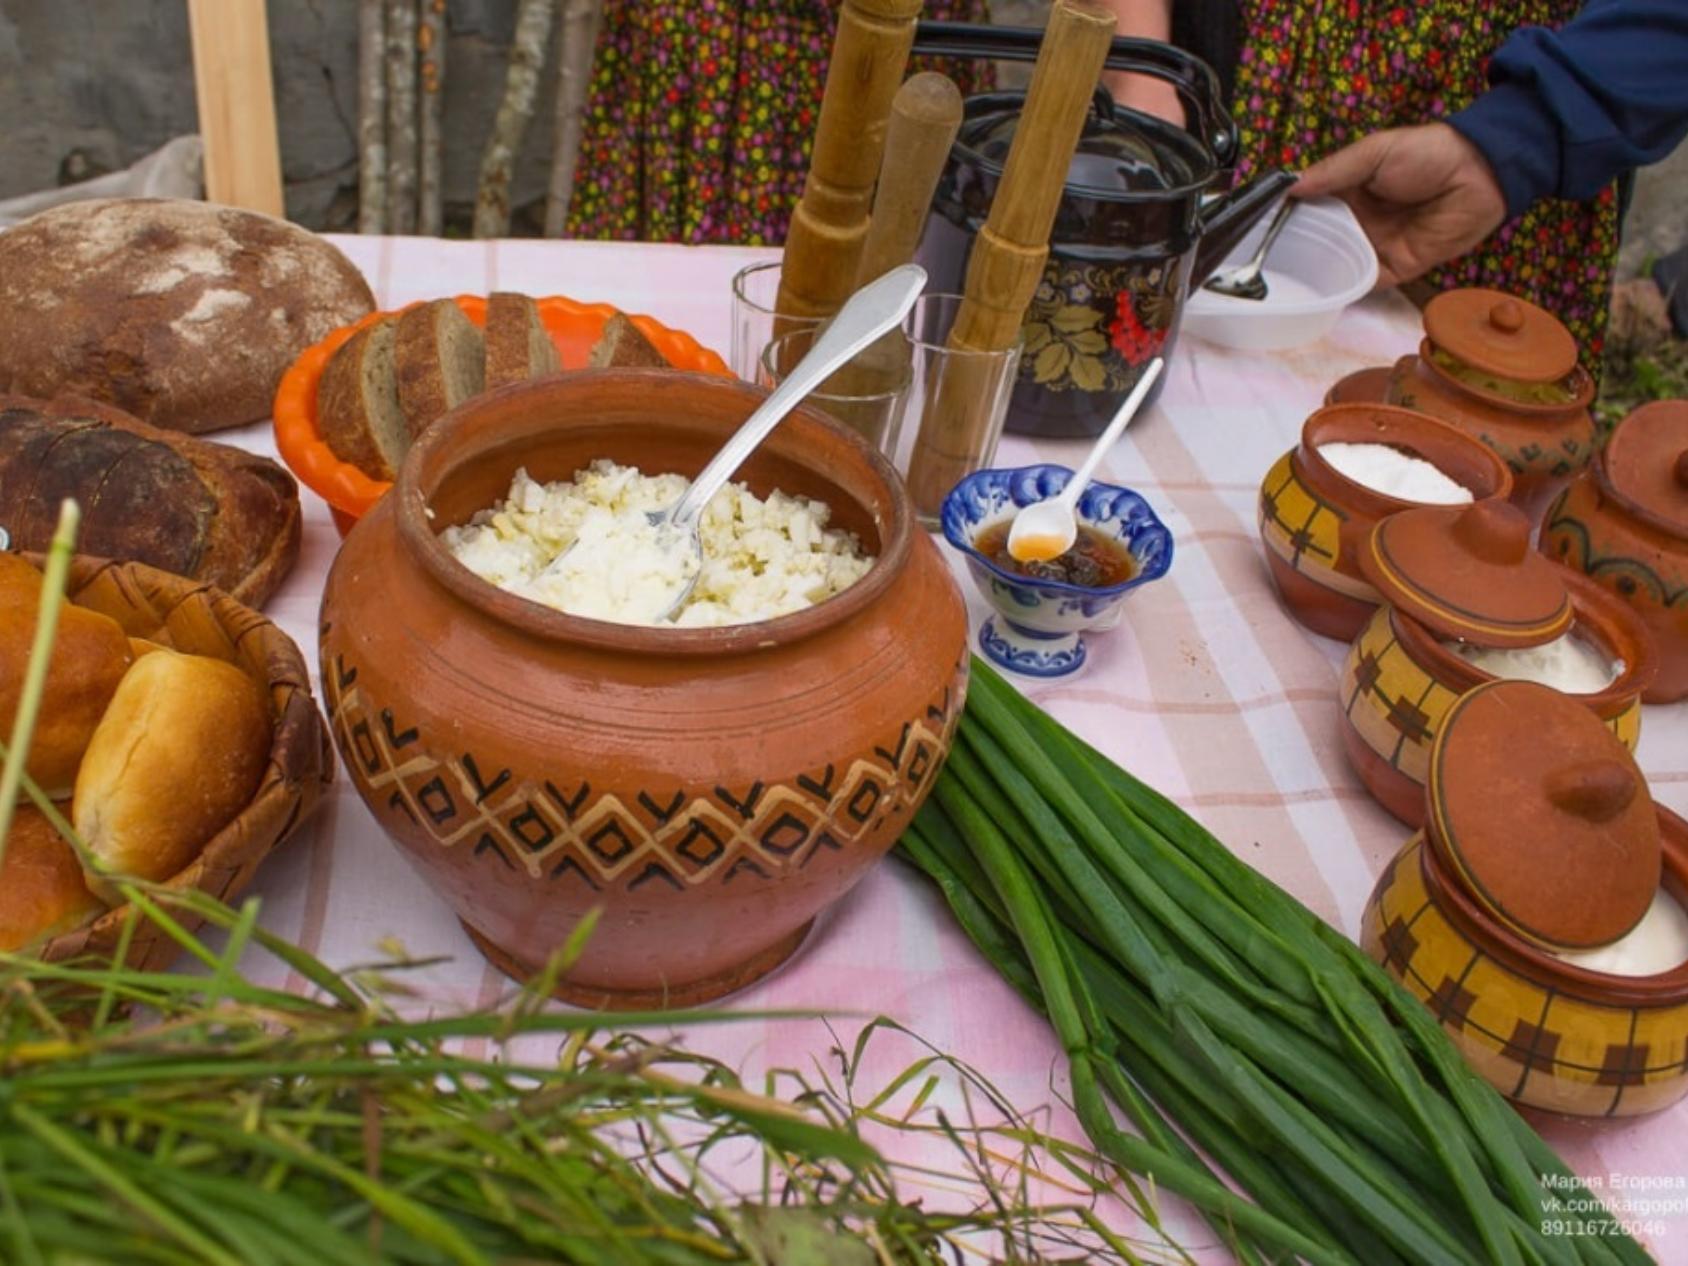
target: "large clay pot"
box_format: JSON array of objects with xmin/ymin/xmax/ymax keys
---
[
  {"xmin": 1363, "ymin": 682, "xmax": 1688, "ymax": 1119},
  {"xmin": 1258, "ymin": 402, "xmax": 1512, "ymax": 642},
  {"xmin": 318, "ymin": 370, "xmax": 969, "ymax": 1008},
  {"xmin": 1542, "ymin": 400, "xmax": 1688, "ymax": 703}
]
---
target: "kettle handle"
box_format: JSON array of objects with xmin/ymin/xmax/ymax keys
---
[{"xmin": 911, "ymin": 21, "xmax": 1237, "ymax": 167}]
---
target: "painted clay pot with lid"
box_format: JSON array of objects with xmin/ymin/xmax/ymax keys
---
[
  {"xmin": 1329, "ymin": 289, "xmax": 1596, "ymax": 521},
  {"xmin": 1362, "ymin": 680, "xmax": 1688, "ymax": 1117},
  {"xmin": 1258, "ymin": 402, "xmax": 1513, "ymax": 641},
  {"xmin": 1543, "ymin": 399, "xmax": 1688, "ymax": 703},
  {"xmin": 318, "ymin": 370, "xmax": 969, "ymax": 1008},
  {"xmin": 1340, "ymin": 498, "xmax": 1656, "ymax": 825}
]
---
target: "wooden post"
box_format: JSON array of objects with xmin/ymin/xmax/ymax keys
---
[
  {"xmin": 543, "ymin": 0, "xmax": 603, "ymax": 237},
  {"xmin": 417, "ymin": 0, "xmax": 447, "ymax": 236},
  {"xmin": 357, "ymin": 0, "xmax": 387, "ymax": 233},
  {"xmin": 185, "ymin": 0, "xmax": 285, "ymax": 216},
  {"xmin": 384, "ymin": 0, "xmax": 418, "ymax": 234},
  {"xmin": 473, "ymin": 0, "xmax": 557, "ymax": 239},
  {"xmin": 774, "ymin": 0, "xmax": 923, "ymax": 325}
]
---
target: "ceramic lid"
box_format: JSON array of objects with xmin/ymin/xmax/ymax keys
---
[
  {"xmin": 1361, "ymin": 499, "xmax": 1573, "ymax": 647},
  {"xmin": 1603, "ymin": 400, "xmax": 1688, "ymax": 539},
  {"xmin": 1429, "ymin": 679, "xmax": 1660, "ymax": 949},
  {"xmin": 1422, "ymin": 288, "xmax": 1578, "ymax": 384}
]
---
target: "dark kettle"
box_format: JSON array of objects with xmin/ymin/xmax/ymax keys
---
[{"xmin": 913, "ymin": 22, "xmax": 1295, "ymax": 438}]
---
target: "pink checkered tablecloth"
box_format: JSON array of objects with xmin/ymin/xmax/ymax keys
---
[{"xmin": 217, "ymin": 234, "xmax": 1688, "ymax": 1260}]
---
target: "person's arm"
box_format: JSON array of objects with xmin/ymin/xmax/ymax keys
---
[
  {"xmin": 1097, "ymin": 0, "xmax": 1184, "ymax": 123},
  {"xmin": 1447, "ymin": 0, "xmax": 1688, "ymax": 217}
]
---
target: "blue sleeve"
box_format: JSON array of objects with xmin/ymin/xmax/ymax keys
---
[{"xmin": 1447, "ymin": 0, "xmax": 1688, "ymax": 217}]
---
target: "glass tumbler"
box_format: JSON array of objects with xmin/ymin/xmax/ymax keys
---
[
  {"xmin": 758, "ymin": 327, "xmax": 914, "ymax": 459},
  {"xmin": 729, "ymin": 260, "xmax": 823, "ymax": 382},
  {"xmin": 898, "ymin": 294, "xmax": 1024, "ymax": 527}
]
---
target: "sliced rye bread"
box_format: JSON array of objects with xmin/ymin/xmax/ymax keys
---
[
  {"xmin": 484, "ymin": 292, "xmax": 561, "ymax": 389},
  {"xmin": 588, "ymin": 312, "xmax": 670, "ymax": 369},
  {"xmin": 394, "ymin": 299, "xmax": 485, "ymax": 439},
  {"xmin": 316, "ymin": 318, "xmax": 408, "ymax": 482}
]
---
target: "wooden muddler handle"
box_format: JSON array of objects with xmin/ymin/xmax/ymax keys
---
[
  {"xmin": 775, "ymin": 0, "xmax": 922, "ymax": 326},
  {"xmin": 906, "ymin": 0, "xmax": 1116, "ymax": 515},
  {"xmin": 812, "ymin": 72, "xmax": 964, "ymax": 445},
  {"xmin": 856, "ymin": 73, "xmax": 965, "ymax": 289}
]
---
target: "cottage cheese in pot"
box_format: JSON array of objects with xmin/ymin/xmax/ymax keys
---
[
  {"xmin": 1443, "ymin": 627, "xmax": 1623, "ymax": 694},
  {"xmin": 1316, "ymin": 442, "xmax": 1473, "ymax": 505},
  {"xmin": 442, "ymin": 461, "xmax": 874, "ymax": 628}
]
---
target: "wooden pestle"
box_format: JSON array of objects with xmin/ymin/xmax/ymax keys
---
[
  {"xmin": 905, "ymin": 0, "xmax": 1117, "ymax": 516},
  {"xmin": 774, "ymin": 0, "xmax": 923, "ymax": 328},
  {"xmin": 815, "ymin": 72, "xmax": 964, "ymax": 447}
]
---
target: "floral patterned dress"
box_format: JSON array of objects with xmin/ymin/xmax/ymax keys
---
[
  {"xmin": 565, "ymin": 0, "xmax": 993, "ymax": 246},
  {"xmin": 1231, "ymin": 0, "xmax": 1620, "ymax": 369}
]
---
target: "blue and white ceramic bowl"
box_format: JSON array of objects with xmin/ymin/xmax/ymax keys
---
[{"xmin": 941, "ymin": 465, "xmax": 1174, "ymax": 677}]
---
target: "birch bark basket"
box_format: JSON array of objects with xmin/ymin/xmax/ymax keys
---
[{"xmin": 474, "ymin": 0, "xmax": 557, "ymax": 239}]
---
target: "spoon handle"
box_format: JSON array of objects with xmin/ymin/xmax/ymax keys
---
[
  {"xmin": 1060, "ymin": 356, "xmax": 1165, "ymax": 502},
  {"xmin": 1234, "ymin": 197, "xmax": 1296, "ymax": 285},
  {"xmin": 669, "ymin": 264, "xmax": 927, "ymax": 532}
]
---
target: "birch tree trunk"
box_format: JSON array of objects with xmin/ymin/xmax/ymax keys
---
[
  {"xmin": 357, "ymin": 0, "xmax": 387, "ymax": 233},
  {"xmin": 472, "ymin": 0, "xmax": 556, "ymax": 239},
  {"xmin": 417, "ymin": 0, "xmax": 447, "ymax": 236},
  {"xmin": 543, "ymin": 0, "xmax": 602, "ymax": 237},
  {"xmin": 384, "ymin": 0, "xmax": 418, "ymax": 234}
]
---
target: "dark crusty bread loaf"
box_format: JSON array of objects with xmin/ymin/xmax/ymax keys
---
[
  {"xmin": 588, "ymin": 312, "xmax": 670, "ymax": 369},
  {"xmin": 484, "ymin": 292, "xmax": 561, "ymax": 389},
  {"xmin": 0, "ymin": 198, "xmax": 375, "ymax": 434},
  {"xmin": 395, "ymin": 300, "xmax": 484, "ymax": 439},
  {"xmin": 316, "ymin": 318, "xmax": 409, "ymax": 481},
  {"xmin": 0, "ymin": 394, "xmax": 301, "ymax": 607}
]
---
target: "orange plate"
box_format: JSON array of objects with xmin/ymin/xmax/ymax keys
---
[{"xmin": 273, "ymin": 294, "xmax": 732, "ymax": 535}]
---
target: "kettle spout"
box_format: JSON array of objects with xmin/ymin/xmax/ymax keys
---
[{"xmin": 1191, "ymin": 170, "xmax": 1298, "ymax": 289}]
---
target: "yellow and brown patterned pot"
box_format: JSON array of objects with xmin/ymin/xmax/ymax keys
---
[
  {"xmin": 319, "ymin": 371, "xmax": 969, "ymax": 1009},
  {"xmin": 1259, "ymin": 404, "xmax": 1512, "ymax": 642},
  {"xmin": 1339, "ymin": 576, "xmax": 1650, "ymax": 827},
  {"xmin": 1363, "ymin": 809, "xmax": 1688, "ymax": 1118}
]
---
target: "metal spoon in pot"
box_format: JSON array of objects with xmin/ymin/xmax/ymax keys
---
[
  {"xmin": 1202, "ymin": 199, "xmax": 1297, "ymax": 301},
  {"xmin": 545, "ymin": 263, "xmax": 928, "ymax": 624},
  {"xmin": 1005, "ymin": 356, "xmax": 1165, "ymax": 565}
]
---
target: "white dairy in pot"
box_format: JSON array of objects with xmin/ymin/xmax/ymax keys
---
[
  {"xmin": 1553, "ymin": 887, "xmax": 1688, "ymax": 977},
  {"xmin": 1443, "ymin": 627, "xmax": 1623, "ymax": 694},
  {"xmin": 1317, "ymin": 441, "xmax": 1474, "ymax": 505},
  {"xmin": 442, "ymin": 461, "xmax": 873, "ymax": 627}
]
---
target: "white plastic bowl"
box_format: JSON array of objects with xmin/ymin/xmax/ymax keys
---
[{"xmin": 1181, "ymin": 196, "xmax": 1378, "ymax": 351}]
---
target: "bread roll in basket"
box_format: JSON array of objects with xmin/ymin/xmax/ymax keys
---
[{"xmin": 20, "ymin": 553, "xmax": 332, "ymax": 972}]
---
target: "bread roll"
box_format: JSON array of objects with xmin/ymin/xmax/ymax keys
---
[
  {"xmin": 0, "ymin": 198, "xmax": 375, "ymax": 433},
  {"xmin": 0, "ymin": 805, "xmax": 104, "ymax": 951},
  {"xmin": 1, "ymin": 565, "xmax": 134, "ymax": 798},
  {"xmin": 74, "ymin": 648, "xmax": 270, "ymax": 896}
]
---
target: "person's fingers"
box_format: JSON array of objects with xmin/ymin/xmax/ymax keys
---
[{"xmin": 1290, "ymin": 131, "xmax": 1396, "ymax": 199}]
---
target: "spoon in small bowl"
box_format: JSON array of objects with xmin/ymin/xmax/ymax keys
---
[
  {"xmin": 1005, "ymin": 356, "xmax": 1165, "ymax": 565},
  {"xmin": 1202, "ymin": 198, "xmax": 1297, "ymax": 302},
  {"xmin": 544, "ymin": 263, "xmax": 928, "ymax": 623}
]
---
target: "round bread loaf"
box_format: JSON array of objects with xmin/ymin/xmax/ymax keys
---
[
  {"xmin": 0, "ymin": 198, "xmax": 375, "ymax": 433},
  {"xmin": 73, "ymin": 647, "xmax": 271, "ymax": 900},
  {"xmin": 0, "ymin": 805, "xmax": 104, "ymax": 951},
  {"xmin": 1, "ymin": 558, "xmax": 135, "ymax": 799}
]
